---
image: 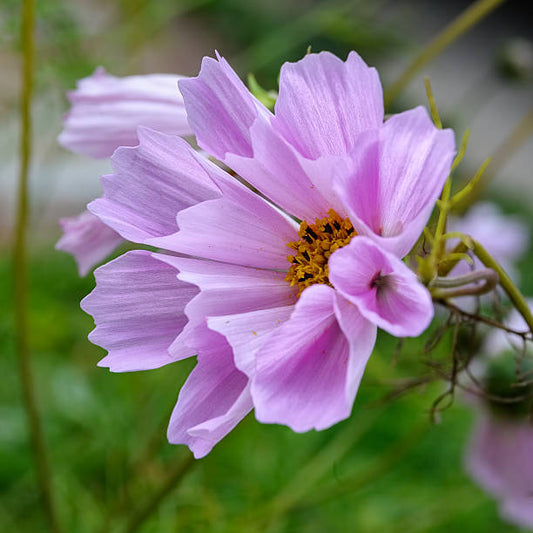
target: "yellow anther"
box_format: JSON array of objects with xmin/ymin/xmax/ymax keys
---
[{"xmin": 285, "ymin": 209, "xmax": 356, "ymax": 295}]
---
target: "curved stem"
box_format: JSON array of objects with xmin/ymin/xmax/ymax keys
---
[
  {"xmin": 384, "ymin": 0, "xmax": 507, "ymax": 107},
  {"xmin": 472, "ymin": 239, "xmax": 533, "ymax": 333},
  {"xmin": 14, "ymin": 0, "xmax": 62, "ymax": 532},
  {"xmin": 122, "ymin": 453, "xmax": 196, "ymax": 533}
]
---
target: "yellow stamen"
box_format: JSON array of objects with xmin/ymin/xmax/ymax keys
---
[{"xmin": 285, "ymin": 209, "xmax": 356, "ymax": 295}]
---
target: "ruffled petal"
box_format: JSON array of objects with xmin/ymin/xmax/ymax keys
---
[
  {"xmin": 208, "ymin": 305, "xmax": 294, "ymax": 377},
  {"xmin": 156, "ymin": 256, "xmax": 297, "ymax": 360},
  {"xmin": 273, "ymin": 51, "xmax": 383, "ymax": 159},
  {"xmin": 179, "ymin": 53, "xmax": 270, "ymax": 159},
  {"xmin": 335, "ymin": 106, "xmax": 455, "ymax": 257},
  {"xmin": 252, "ymin": 284, "xmax": 362, "ymax": 432},
  {"xmin": 89, "ymin": 127, "xmax": 219, "ymax": 244},
  {"xmin": 167, "ymin": 326, "xmax": 252, "ymax": 459},
  {"xmin": 153, "ymin": 180, "xmax": 298, "ymax": 270},
  {"xmin": 58, "ymin": 67, "xmax": 192, "ymax": 158},
  {"xmin": 225, "ymin": 118, "xmax": 331, "ymax": 221},
  {"xmin": 81, "ymin": 251, "xmax": 197, "ymax": 372},
  {"xmin": 329, "ymin": 237, "xmax": 433, "ymax": 337},
  {"xmin": 56, "ymin": 210, "xmax": 123, "ymax": 275}
]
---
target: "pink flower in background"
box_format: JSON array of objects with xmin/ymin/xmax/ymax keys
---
[
  {"xmin": 449, "ymin": 202, "xmax": 529, "ymax": 281},
  {"xmin": 58, "ymin": 67, "xmax": 192, "ymax": 158},
  {"xmin": 464, "ymin": 303, "xmax": 533, "ymax": 530},
  {"xmin": 82, "ymin": 51, "xmax": 455, "ymax": 457},
  {"xmin": 56, "ymin": 67, "xmax": 194, "ymax": 275},
  {"xmin": 466, "ymin": 411, "xmax": 533, "ymax": 530}
]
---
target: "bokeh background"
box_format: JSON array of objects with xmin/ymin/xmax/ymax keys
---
[{"xmin": 1, "ymin": 1, "xmax": 533, "ymax": 531}]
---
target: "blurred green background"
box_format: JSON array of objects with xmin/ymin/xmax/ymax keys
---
[{"xmin": 1, "ymin": 0, "xmax": 533, "ymax": 532}]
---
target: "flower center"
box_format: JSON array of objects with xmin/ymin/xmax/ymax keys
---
[{"xmin": 285, "ymin": 209, "xmax": 356, "ymax": 295}]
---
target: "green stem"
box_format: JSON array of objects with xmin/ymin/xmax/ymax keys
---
[
  {"xmin": 384, "ymin": 0, "xmax": 507, "ymax": 107},
  {"xmin": 15, "ymin": 0, "xmax": 62, "ymax": 532},
  {"xmin": 122, "ymin": 453, "xmax": 196, "ymax": 533},
  {"xmin": 472, "ymin": 239, "xmax": 533, "ymax": 333}
]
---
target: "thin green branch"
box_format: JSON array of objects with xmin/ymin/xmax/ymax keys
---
[
  {"xmin": 384, "ymin": 0, "xmax": 507, "ymax": 107},
  {"xmin": 122, "ymin": 453, "xmax": 196, "ymax": 533},
  {"xmin": 14, "ymin": 0, "xmax": 62, "ymax": 532},
  {"xmin": 471, "ymin": 239, "xmax": 533, "ymax": 333}
]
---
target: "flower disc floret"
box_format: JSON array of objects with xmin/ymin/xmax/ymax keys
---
[{"xmin": 286, "ymin": 209, "xmax": 356, "ymax": 295}]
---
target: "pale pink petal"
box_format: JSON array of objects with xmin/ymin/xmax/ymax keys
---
[
  {"xmin": 252, "ymin": 284, "xmax": 365, "ymax": 432},
  {"xmin": 329, "ymin": 237, "xmax": 433, "ymax": 337},
  {"xmin": 334, "ymin": 294, "xmax": 378, "ymax": 401},
  {"xmin": 56, "ymin": 210, "xmax": 123, "ymax": 275},
  {"xmin": 167, "ymin": 326, "xmax": 252, "ymax": 459},
  {"xmin": 58, "ymin": 67, "xmax": 192, "ymax": 158},
  {"xmin": 225, "ymin": 118, "xmax": 331, "ymax": 221},
  {"xmin": 153, "ymin": 181, "xmax": 298, "ymax": 270},
  {"xmin": 335, "ymin": 107, "xmax": 455, "ymax": 257},
  {"xmin": 179, "ymin": 53, "xmax": 270, "ymax": 159},
  {"xmin": 89, "ymin": 127, "xmax": 219, "ymax": 244},
  {"xmin": 208, "ymin": 305, "xmax": 294, "ymax": 377},
  {"xmin": 273, "ymin": 51, "xmax": 383, "ymax": 159},
  {"xmin": 81, "ymin": 251, "xmax": 197, "ymax": 372}
]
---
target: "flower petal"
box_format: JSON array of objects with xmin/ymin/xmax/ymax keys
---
[
  {"xmin": 333, "ymin": 294, "xmax": 378, "ymax": 402},
  {"xmin": 329, "ymin": 237, "xmax": 433, "ymax": 337},
  {"xmin": 208, "ymin": 305, "xmax": 294, "ymax": 377},
  {"xmin": 179, "ymin": 53, "xmax": 270, "ymax": 159},
  {"xmin": 252, "ymin": 284, "xmax": 360, "ymax": 432},
  {"xmin": 225, "ymin": 118, "xmax": 331, "ymax": 221},
  {"xmin": 81, "ymin": 251, "xmax": 197, "ymax": 371},
  {"xmin": 273, "ymin": 51, "xmax": 383, "ymax": 159},
  {"xmin": 89, "ymin": 127, "xmax": 219, "ymax": 244},
  {"xmin": 335, "ymin": 106, "xmax": 455, "ymax": 257},
  {"xmin": 58, "ymin": 68, "xmax": 192, "ymax": 158},
  {"xmin": 167, "ymin": 326, "xmax": 252, "ymax": 459},
  {"xmin": 56, "ymin": 210, "xmax": 123, "ymax": 275},
  {"xmin": 153, "ymin": 181, "xmax": 298, "ymax": 270}
]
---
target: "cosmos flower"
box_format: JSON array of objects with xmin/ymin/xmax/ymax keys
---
[
  {"xmin": 464, "ymin": 302, "xmax": 533, "ymax": 530},
  {"xmin": 82, "ymin": 51, "xmax": 455, "ymax": 457},
  {"xmin": 466, "ymin": 411, "xmax": 533, "ymax": 530},
  {"xmin": 56, "ymin": 67, "xmax": 193, "ymax": 274}
]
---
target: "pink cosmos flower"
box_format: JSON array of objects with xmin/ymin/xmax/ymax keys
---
[
  {"xmin": 466, "ymin": 411, "xmax": 533, "ymax": 530},
  {"xmin": 81, "ymin": 51, "xmax": 455, "ymax": 457},
  {"xmin": 56, "ymin": 67, "xmax": 194, "ymax": 275},
  {"xmin": 464, "ymin": 302, "xmax": 533, "ymax": 529}
]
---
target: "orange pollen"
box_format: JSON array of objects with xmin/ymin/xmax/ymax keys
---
[{"xmin": 285, "ymin": 209, "xmax": 357, "ymax": 295}]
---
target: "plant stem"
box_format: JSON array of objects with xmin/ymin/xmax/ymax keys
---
[
  {"xmin": 384, "ymin": 0, "xmax": 507, "ymax": 107},
  {"xmin": 472, "ymin": 239, "xmax": 533, "ymax": 333},
  {"xmin": 122, "ymin": 453, "xmax": 196, "ymax": 533},
  {"xmin": 14, "ymin": 0, "xmax": 62, "ymax": 532}
]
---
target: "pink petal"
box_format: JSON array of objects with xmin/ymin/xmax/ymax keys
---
[
  {"xmin": 335, "ymin": 106, "xmax": 455, "ymax": 257},
  {"xmin": 153, "ymin": 180, "xmax": 298, "ymax": 270},
  {"xmin": 58, "ymin": 67, "xmax": 192, "ymax": 158},
  {"xmin": 225, "ymin": 118, "xmax": 331, "ymax": 221},
  {"xmin": 273, "ymin": 51, "xmax": 383, "ymax": 159},
  {"xmin": 156, "ymin": 256, "xmax": 297, "ymax": 360},
  {"xmin": 167, "ymin": 326, "xmax": 252, "ymax": 459},
  {"xmin": 208, "ymin": 305, "xmax": 294, "ymax": 377},
  {"xmin": 329, "ymin": 237, "xmax": 433, "ymax": 337},
  {"xmin": 179, "ymin": 53, "xmax": 270, "ymax": 160},
  {"xmin": 252, "ymin": 284, "xmax": 372, "ymax": 432},
  {"xmin": 56, "ymin": 210, "xmax": 123, "ymax": 275},
  {"xmin": 334, "ymin": 294, "xmax": 378, "ymax": 401},
  {"xmin": 88, "ymin": 127, "xmax": 219, "ymax": 244},
  {"xmin": 81, "ymin": 251, "xmax": 197, "ymax": 372}
]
